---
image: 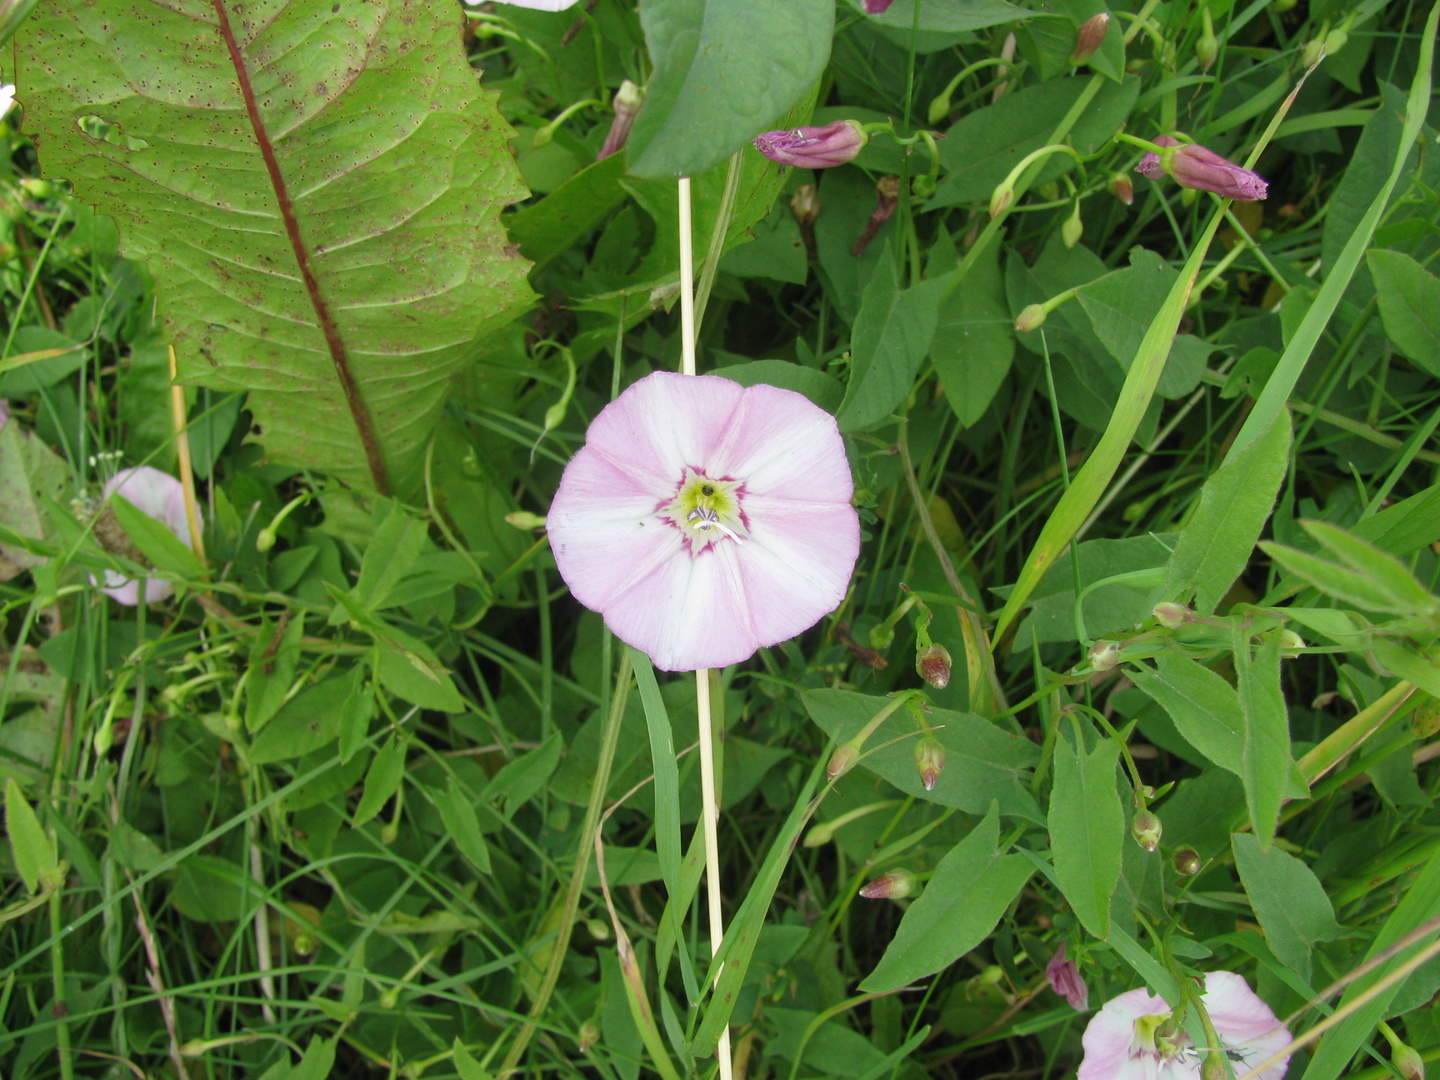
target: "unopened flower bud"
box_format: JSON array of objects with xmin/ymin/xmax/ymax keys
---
[
  {"xmin": 255, "ymin": 527, "xmax": 277, "ymax": 552},
  {"xmin": 577, "ymin": 1019, "xmax": 601, "ymax": 1052},
  {"xmin": 989, "ymin": 180, "xmax": 1015, "ymax": 218},
  {"xmin": 1070, "ymin": 12, "xmax": 1110, "ymax": 65},
  {"xmin": 93, "ymin": 718, "xmax": 114, "ymax": 757},
  {"xmin": 828, "ymin": 741, "xmax": 861, "ymax": 780},
  {"xmin": 1325, "ymin": 25, "xmax": 1349, "ymax": 55},
  {"xmin": 1088, "ymin": 640, "xmax": 1122, "ymax": 672},
  {"xmin": 1108, "ymin": 172, "xmax": 1134, "ymax": 205},
  {"xmin": 1196, "ymin": 25, "xmax": 1218, "ymax": 70},
  {"xmin": 1152, "ymin": 602, "xmax": 1192, "ymax": 628},
  {"xmin": 1015, "ymin": 303, "xmax": 1047, "ymax": 332},
  {"xmin": 1173, "ymin": 847, "xmax": 1202, "ymax": 875},
  {"xmin": 1136, "ymin": 136, "xmax": 1268, "ymax": 201},
  {"xmin": 1132, "ymin": 810, "xmax": 1162, "ymax": 853},
  {"xmin": 1046, "ymin": 942, "xmax": 1089, "ymax": 1011},
  {"xmin": 1301, "ymin": 35, "xmax": 1325, "ymax": 67},
  {"xmin": 864, "ymin": 0, "xmax": 897, "ymax": 10},
  {"xmin": 869, "ymin": 622, "xmax": 896, "ymax": 651},
  {"xmin": 1202, "ymin": 1051, "xmax": 1232, "ymax": 1080},
  {"xmin": 754, "ymin": 120, "xmax": 867, "ymax": 169},
  {"xmin": 917, "ymin": 642, "xmax": 952, "ymax": 689},
  {"xmin": 599, "ymin": 80, "xmax": 643, "ymax": 160},
  {"xmin": 1062, "ymin": 202, "xmax": 1084, "ymax": 248},
  {"xmin": 790, "ymin": 183, "xmax": 820, "ymax": 228},
  {"xmin": 912, "ymin": 173, "xmax": 936, "ymax": 198},
  {"xmin": 860, "ymin": 869, "xmax": 915, "ymax": 900},
  {"xmin": 1393, "ymin": 1041, "xmax": 1425, "ymax": 1080},
  {"xmin": 1280, "ymin": 630, "xmax": 1306, "ymax": 653},
  {"xmin": 505, "ymin": 511, "xmax": 548, "ymax": 530},
  {"xmin": 587, "ymin": 918, "xmax": 610, "ymax": 940},
  {"xmin": 914, "ymin": 735, "xmax": 946, "ymax": 791}
]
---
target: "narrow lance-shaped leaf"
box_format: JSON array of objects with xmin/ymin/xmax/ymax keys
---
[
  {"xmin": 1047, "ymin": 721, "xmax": 1123, "ymax": 940},
  {"xmin": 1234, "ymin": 624, "xmax": 1292, "ymax": 849},
  {"xmin": 20, "ymin": 0, "xmax": 533, "ymax": 495}
]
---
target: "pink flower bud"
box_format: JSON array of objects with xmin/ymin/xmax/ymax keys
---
[
  {"xmin": 1088, "ymin": 640, "xmax": 1121, "ymax": 672},
  {"xmin": 914, "ymin": 735, "xmax": 946, "ymax": 791},
  {"xmin": 577, "ymin": 1020, "xmax": 601, "ymax": 1053},
  {"xmin": 828, "ymin": 742, "xmax": 860, "ymax": 780},
  {"xmin": 1152, "ymin": 601, "xmax": 1192, "ymax": 628},
  {"xmin": 1046, "ymin": 943, "xmax": 1089, "ymax": 1011},
  {"xmin": 859, "ymin": 869, "xmax": 915, "ymax": 899},
  {"xmin": 1132, "ymin": 810, "xmax": 1162, "ymax": 853},
  {"xmin": 1108, "ymin": 172, "xmax": 1134, "ymax": 205},
  {"xmin": 753, "ymin": 120, "xmax": 867, "ymax": 169},
  {"xmin": 1173, "ymin": 847, "xmax": 1202, "ymax": 875},
  {"xmin": 916, "ymin": 642, "xmax": 952, "ymax": 689},
  {"xmin": 598, "ymin": 80, "xmax": 643, "ymax": 160},
  {"xmin": 1015, "ymin": 304, "xmax": 1047, "ymax": 332},
  {"xmin": 864, "ymin": 0, "xmax": 897, "ymax": 11},
  {"xmin": 1070, "ymin": 12, "xmax": 1110, "ymax": 65},
  {"xmin": 1136, "ymin": 136, "xmax": 1268, "ymax": 201}
]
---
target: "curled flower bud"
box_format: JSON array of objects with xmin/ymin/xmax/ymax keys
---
[
  {"xmin": 917, "ymin": 642, "xmax": 952, "ymax": 689},
  {"xmin": 989, "ymin": 180, "xmax": 1015, "ymax": 218},
  {"xmin": 1015, "ymin": 303, "xmax": 1047, "ymax": 332},
  {"xmin": 1046, "ymin": 943, "xmax": 1089, "ymax": 1011},
  {"xmin": 1132, "ymin": 810, "xmax": 1162, "ymax": 853},
  {"xmin": 860, "ymin": 869, "xmax": 915, "ymax": 900},
  {"xmin": 1173, "ymin": 847, "xmax": 1202, "ymax": 876},
  {"xmin": 753, "ymin": 120, "xmax": 867, "ymax": 169},
  {"xmin": 1062, "ymin": 202, "xmax": 1084, "ymax": 248},
  {"xmin": 598, "ymin": 80, "xmax": 643, "ymax": 160},
  {"xmin": 1196, "ymin": 17, "xmax": 1218, "ymax": 71},
  {"xmin": 828, "ymin": 741, "xmax": 861, "ymax": 780},
  {"xmin": 915, "ymin": 735, "xmax": 946, "ymax": 791},
  {"xmin": 853, "ymin": 175, "xmax": 901, "ymax": 256},
  {"xmin": 1393, "ymin": 1041, "xmax": 1425, "ymax": 1080},
  {"xmin": 790, "ymin": 183, "xmax": 820, "ymax": 228},
  {"xmin": 1108, "ymin": 172, "xmax": 1134, "ymax": 205},
  {"xmin": 1088, "ymin": 640, "xmax": 1122, "ymax": 672},
  {"xmin": 1070, "ymin": 12, "xmax": 1110, "ymax": 65},
  {"xmin": 577, "ymin": 1020, "xmax": 601, "ymax": 1053},
  {"xmin": 1201, "ymin": 1051, "xmax": 1232, "ymax": 1080},
  {"xmin": 1152, "ymin": 601, "xmax": 1192, "ymax": 628},
  {"xmin": 505, "ymin": 510, "xmax": 548, "ymax": 531},
  {"xmin": 1137, "ymin": 136, "xmax": 1268, "ymax": 201}
]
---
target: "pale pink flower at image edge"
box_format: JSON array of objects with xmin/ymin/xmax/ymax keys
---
[
  {"xmin": 96, "ymin": 466, "xmax": 193, "ymax": 606},
  {"xmin": 1079, "ymin": 971, "xmax": 1291, "ymax": 1080},
  {"xmin": 547, "ymin": 372, "xmax": 860, "ymax": 672},
  {"xmin": 1046, "ymin": 943, "xmax": 1089, "ymax": 1012}
]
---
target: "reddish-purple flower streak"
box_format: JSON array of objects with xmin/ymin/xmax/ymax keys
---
[
  {"xmin": 752, "ymin": 120, "xmax": 867, "ymax": 169},
  {"xmin": 864, "ymin": 0, "xmax": 897, "ymax": 11}
]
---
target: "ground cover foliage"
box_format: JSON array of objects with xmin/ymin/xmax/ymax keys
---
[{"xmin": 0, "ymin": 0, "xmax": 1438, "ymax": 1077}]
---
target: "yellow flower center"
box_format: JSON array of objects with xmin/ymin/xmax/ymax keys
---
[{"xmin": 665, "ymin": 470, "xmax": 746, "ymax": 549}]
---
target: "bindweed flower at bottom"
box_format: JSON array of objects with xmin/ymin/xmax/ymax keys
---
[
  {"xmin": 93, "ymin": 467, "xmax": 193, "ymax": 606},
  {"xmin": 547, "ymin": 372, "xmax": 860, "ymax": 671},
  {"xmin": 753, "ymin": 121, "xmax": 867, "ymax": 169},
  {"xmin": 1079, "ymin": 972, "xmax": 1291, "ymax": 1080}
]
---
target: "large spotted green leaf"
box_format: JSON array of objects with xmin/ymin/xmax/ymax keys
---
[{"xmin": 19, "ymin": 0, "xmax": 532, "ymax": 494}]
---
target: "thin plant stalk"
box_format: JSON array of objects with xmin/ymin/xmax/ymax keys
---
[
  {"xmin": 678, "ymin": 173, "xmax": 734, "ymax": 1080},
  {"xmin": 167, "ymin": 345, "xmax": 207, "ymax": 565}
]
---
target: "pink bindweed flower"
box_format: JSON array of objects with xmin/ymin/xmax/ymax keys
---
[
  {"xmin": 753, "ymin": 121, "xmax": 867, "ymax": 169},
  {"xmin": 598, "ymin": 80, "xmax": 642, "ymax": 160},
  {"xmin": 547, "ymin": 372, "xmax": 860, "ymax": 671},
  {"xmin": 1079, "ymin": 972, "xmax": 1291, "ymax": 1080},
  {"xmin": 94, "ymin": 466, "xmax": 192, "ymax": 605},
  {"xmin": 1136, "ymin": 136, "xmax": 1268, "ymax": 201},
  {"xmin": 1047, "ymin": 943, "xmax": 1089, "ymax": 1011}
]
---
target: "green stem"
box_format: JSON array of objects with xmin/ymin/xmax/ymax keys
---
[
  {"xmin": 49, "ymin": 886, "xmax": 72, "ymax": 1080},
  {"xmin": 499, "ymin": 649, "xmax": 633, "ymax": 1075}
]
